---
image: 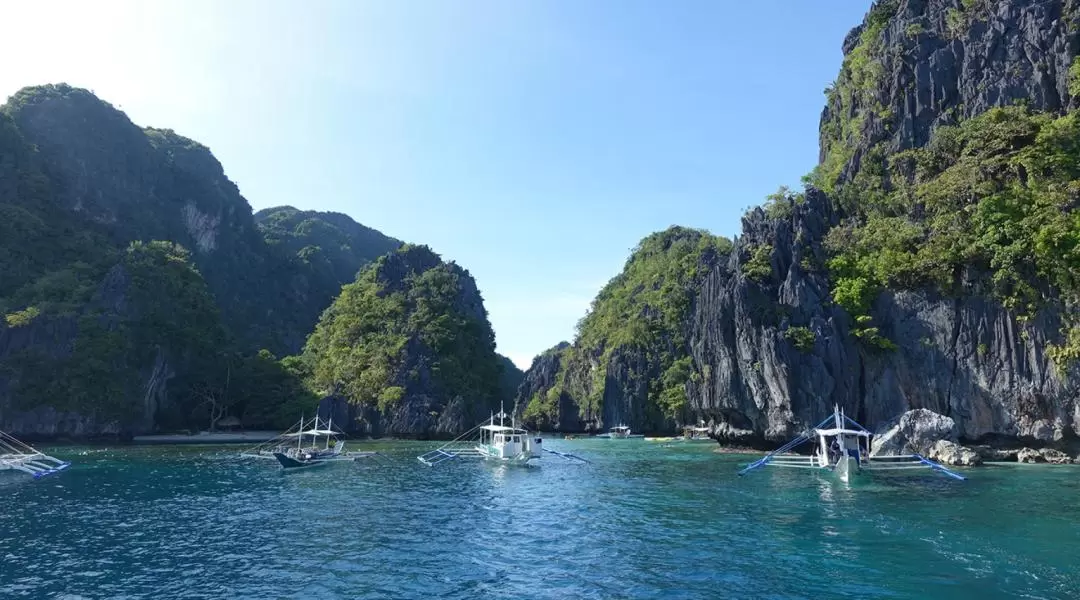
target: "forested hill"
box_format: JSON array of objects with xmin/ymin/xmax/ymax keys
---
[
  {"xmin": 0, "ymin": 84, "xmax": 414, "ymax": 437},
  {"xmin": 301, "ymin": 244, "xmax": 510, "ymax": 436},
  {"xmin": 255, "ymin": 205, "xmax": 403, "ymax": 296},
  {"xmin": 514, "ymin": 227, "xmax": 732, "ymax": 433},
  {"xmin": 517, "ymin": 0, "xmax": 1080, "ymax": 450}
]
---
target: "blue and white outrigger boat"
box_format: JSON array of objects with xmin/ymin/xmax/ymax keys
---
[
  {"xmin": 240, "ymin": 415, "xmax": 380, "ymax": 471},
  {"xmin": 0, "ymin": 429, "xmax": 70, "ymax": 479},
  {"xmin": 418, "ymin": 404, "xmax": 589, "ymax": 467},
  {"xmin": 738, "ymin": 405, "xmax": 965, "ymax": 482}
]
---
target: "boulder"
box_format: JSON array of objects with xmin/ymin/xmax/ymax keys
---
[
  {"xmin": 871, "ymin": 408, "xmax": 958, "ymax": 456},
  {"xmin": 928, "ymin": 440, "xmax": 982, "ymax": 467},
  {"xmin": 1038, "ymin": 448, "xmax": 1074, "ymax": 465},
  {"xmin": 1017, "ymin": 448, "xmax": 1044, "ymax": 463}
]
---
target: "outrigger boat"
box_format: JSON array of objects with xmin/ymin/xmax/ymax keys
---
[
  {"xmin": 0, "ymin": 430, "xmax": 70, "ymax": 479},
  {"xmin": 598, "ymin": 424, "xmax": 643, "ymax": 439},
  {"xmin": 676, "ymin": 425, "xmax": 713, "ymax": 443},
  {"xmin": 738, "ymin": 405, "xmax": 966, "ymax": 482},
  {"xmin": 240, "ymin": 415, "xmax": 380, "ymax": 471},
  {"xmin": 417, "ymin": 405, "xmax": 590, "ymax": 467}
]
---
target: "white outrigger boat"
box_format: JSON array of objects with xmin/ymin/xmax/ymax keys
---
[
  {"xmin": 418, "ymin": 405, "xmax": 589, "ymax": 466},
  {"xmin": 240, "ymin": 415, "xmax": 380, "ymax": 471},
  {"xmin": 677, "ymin": 425, "xmax": 713, "ymax": 443},
  {"xmin": 1, "ymin": 430, "xmax": 70, "ymax": 479},
  {"xmin": 598, "ymin": 424, "xmax": 643, "ymax": 439},
  {"xmin": 738, "ymin": 405, "xmax": 965, "ymax": 482}
]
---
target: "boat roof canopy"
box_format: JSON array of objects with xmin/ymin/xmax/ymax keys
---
[
  {"xmin": 814, "ymin": 427, "xmax": 870, "ymax": 437},
  {"xmin": 284, "ymin": 428, "xmax": 340, "ymax": 437},
  {"xmin": 481, "ymin": 425, "xmax": 527, "ymax": 433}
]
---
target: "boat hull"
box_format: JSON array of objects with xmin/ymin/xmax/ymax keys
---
[
  {"xmin": 835, "ymin": 455, "xmax": 860, "ymax": 483},
  {"xmin": 272, "ymin": 453, "xmax": 335, "ymax": 470}
]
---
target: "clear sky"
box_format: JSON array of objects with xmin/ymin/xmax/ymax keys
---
[{"xmin": 1, "ymin": 0, "xmax": 871, "ymax": 369}]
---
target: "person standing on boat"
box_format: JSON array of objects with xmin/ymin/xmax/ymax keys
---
[{"xmin": 828, "ymin": 438, "xmax": 840, "ymax": 465}]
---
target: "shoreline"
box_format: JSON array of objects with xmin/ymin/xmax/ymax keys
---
[{"xmin": 130, "ymin": 431, "xmax": 283, "ymax": 444}]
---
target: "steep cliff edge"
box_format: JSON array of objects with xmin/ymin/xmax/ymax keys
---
[
  {"xmin": 816, "ymin": 0, "xmax": 1080, "ymax": 198},
  {"xmin": 513, "ymin": 228, "xmax": 731, "ymax": 433},
  {"xmin": 517, "ymin": 0, "xmax": 1079, "ymax": 450},
  {"xmin": 302, "ymin": 245, "xmax": 505, "ymax": 436},
  {"xmin": 696, "ymin": 0, "xmax": 1080, "ymax": 447}
]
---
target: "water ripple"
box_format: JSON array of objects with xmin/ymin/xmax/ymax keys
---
[{"xmin": 0, "ymin": 442, "xmax": 1077, "ymax": 599}]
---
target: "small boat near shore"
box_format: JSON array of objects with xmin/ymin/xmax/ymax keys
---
[
  {"xmin": 0, "ymin": 430, "xmax": 70, "ymax": 479},
  {"xmin": 675, "ymin": 425, "xmax": 713, "ymax": 443},
  {"xmin": 738, "ymin": 405, "xmax": 966, "ymax": 482},
  {"xmin": 597, "ymin": 425, "xmax": 644, "ymax": 439},
  {"xmin": 240, "ymin": 415, "xmax": 380, "ymax": 471},
  {"xmin": 418, "ymin": 405, "xmax": 590, "ymax": 466}
]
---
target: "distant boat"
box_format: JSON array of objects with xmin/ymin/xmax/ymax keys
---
[
  {"xmin": 418, "ymin": 403, "xmax": 590, "ymax": 467},
  {"xmin": 675, "ymin": 425, "xmax": 713, "ymax": 443},
  {"xmin": 240, "ymin": 415, "xmax": 379, "ymax": 471},
  {"xmin": 0, "ymin": 430, "xmax": 70, "ymax": 479},
  {"xmin": 598, "ymin": 424, "xmax": 643, "ymax": 439},
  {"xmin": 738, "ymin": 405, "xmax": 966, "ymax": 483}
]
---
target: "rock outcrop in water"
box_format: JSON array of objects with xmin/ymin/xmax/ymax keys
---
[
  {"xmin": 516, "ymin": 0, "xmax": 1080, "ymax": 459},
  {"xmin": 871, "ymin": 408, "xmax": 982, "ymax": 465}
]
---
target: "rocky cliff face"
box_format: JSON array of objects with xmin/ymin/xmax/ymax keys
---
[
  {"xmin": 513, "ymin": 228, "xmax": 730, "ymax": 434},
  {"xmin": 691, "ymin": 0, "xmax": 1080, "ymax": 447},
  {"xmin": 515, "ymin": 0, "xmax": 1079, "ymax": 450},
  {"xmin": 687, "ymin": 189, "xmax": 1078, "ymax": 445},
  {"xmin": 820, "ymin": 0, "xmax": 1080, "ymax": 190},
  {"xmin": 302, "ymin": 245, "xmax": 505, "ymax": 437},
  {"xmin": 3, "ymin": 84, "xmax": 402, "ymax": 357},
  {"xmin": 0, "ymin": 85, "xmax": 404, "ymax": 437}
]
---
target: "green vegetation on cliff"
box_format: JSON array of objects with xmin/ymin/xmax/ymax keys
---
[
  {"xmin": 825, "ymin": 106, "xmax": 1080, "ymax": 362},
  {"xmin": 256, "ymin": 205, "xmax": 402, "ymax": 290},
  {"xmin": 522, "ymin": 227, "xmax": 731, "ymax": 428},
  {"xmin": 2, "ymin": 241, "xmax": 222, "ymax": 424},
  {"xmin": 302, "ymin": 244, "xmax": 501, "ymax": 424},
  {"xmin": 803, "ymin": 0, "xmax": 1080, "ymax": 365},
  {"xmin": 0, "ymin": 84, "xmax": 413, "ymax": 434},
  {"xmin": 814, "ymin": 0, "xmax": 898, "ymax": 199}
]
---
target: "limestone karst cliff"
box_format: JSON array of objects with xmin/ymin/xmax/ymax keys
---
[
  {"xmin": 0, "ymin": 85, "xmax": 403, "ymax": 436},
  {"xmin": 516, "ymin": 0, "xmax": 1080, "ymax": 452}
]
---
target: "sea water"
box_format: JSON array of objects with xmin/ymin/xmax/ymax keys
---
[{"xmin": 1, "ymin": 439, "xmax": 1077, "ymax": 599}]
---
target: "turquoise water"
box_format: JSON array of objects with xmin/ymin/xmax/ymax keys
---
[{"xmin": 2, "ymin": 439, "xmax": 1078, "ymax": 599}]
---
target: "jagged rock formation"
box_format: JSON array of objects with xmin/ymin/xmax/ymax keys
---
[
  {"xmin": 302, "ymin": 245, "xmax": 505, "ymax": 437},
  {"xmin": 870, "ymin": 408, "xmax": 982, "ymax": 465},
  {"xmin": 693, "ymin": 0, "xmax": 1080, "ymax": 449},
  {"xmin": 0, "ymin": 84, "xmax": 402, "ymax": 437},
  {"xmin": 819, "ymin": 0, "xmax": 1080, "ymax": 193},
  {"xmin": 870, "ymin": 408, "xmax": 959, "ymax": 455},
  {"xmin": 928, "ymin": 440, "xmax": 982, "ymax": 466},
  {"xmin": 516, "ymin": 0, "xmax": 1079, "ymax": 454},
  {"xmin": 513, "ymin": 228, "xmax": 731, "ymax": 433}
]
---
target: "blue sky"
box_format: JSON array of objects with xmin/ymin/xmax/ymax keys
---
[{"xmin": 1, "ymin": 0, "xmax": 871, "ymax": 369}]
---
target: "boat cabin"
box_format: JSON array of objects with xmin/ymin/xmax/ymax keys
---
[
  {"xmin": 683, "ymin": 426, "xmax": 711, "ymax": 441},
  {"xmin": 479, "ymin": 424, "xmax": 541, "ymax": 461},
  {"xmin": 813, "ymin": 426, "xmax": 870, "ymax": 467}
]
